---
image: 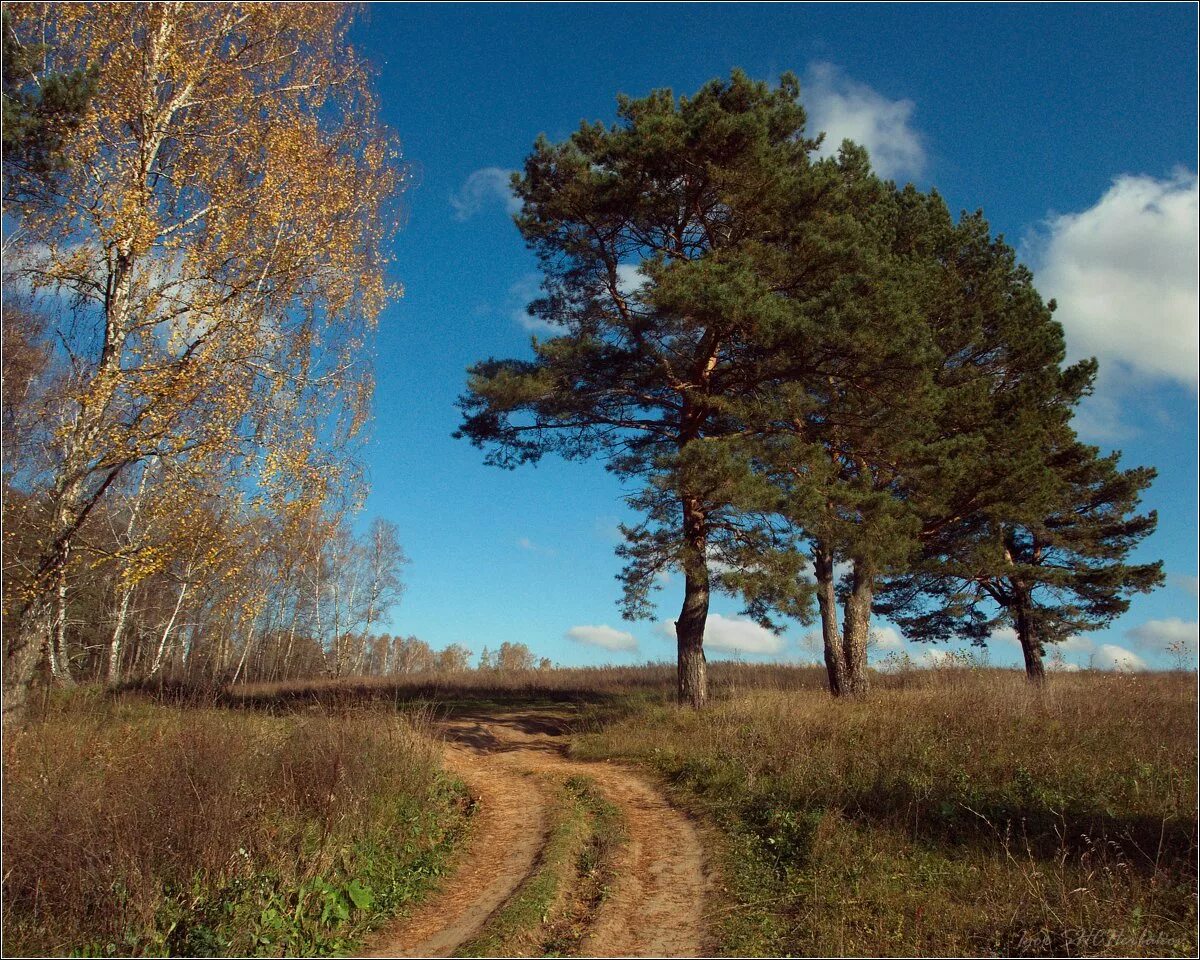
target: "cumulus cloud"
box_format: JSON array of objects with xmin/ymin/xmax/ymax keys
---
[
  {"xmin": 1034, "ymin": 171, "xmax": 1198, "ymax": 394},
  {"xmin": 566, "ymin": 624, "xmax": 638, "ymax": 651},
  {"xmin": 658, "ymin": 613, "xmax": 785, "ymax": 655},
  {"xmin": 1127, "ymin": 617, "xmax": 1199, "ymax": 655},
  {"xmin": 1057, "ymin": 635, "xmax": 1097, "ymax": 655},
  {"xmin": 804, "ymin": 62, "xmax": 925, "ymax": 180},
  {"xmin": 450, "ymin": 167, "xmax": 521, "ymax": 221},
  {"xmin": 988, "ymin": 626, "xmax": 1020, "ymax": 647},
  {"xmin": 869, "ymin": 625, "xmax": 906, "ymax": 651},
  {"xmin": 1168, "ymin": 573, "xmax": 1200, "ymax": 598},
  {"xmin": 1091, "ymin": 643, "xmax": 1148, "ymax": 672},
  {"xmin": 915, "ymin": 647, "xmax": 953, "ymax": 668},
  {"xmin": 506, "ymin": 273, "xmax": 557, "ymax": 333}
]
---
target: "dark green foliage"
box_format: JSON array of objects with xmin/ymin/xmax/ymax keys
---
[
  {"xmin": 456, "ymin": 72, "xmax": 850, "ymax": 705},
  {"xmin": 456, "ymin": 69, "xmax": 1163, "ymax": 702},
  {"xmin": 2, "ymin": 9, "xmax": 96, "ymax": 194},
  {"xmin": 878, "ymin": 431, "xmax": 1164, "ymax": 679},
  {"xmin": 725, "ymin": 172, "xmax": 1097, "ymax": 695}
]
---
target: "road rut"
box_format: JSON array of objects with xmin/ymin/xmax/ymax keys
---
[{"xmin": 364, "ymin": 708, "xmax": 709, "ymax": 958}]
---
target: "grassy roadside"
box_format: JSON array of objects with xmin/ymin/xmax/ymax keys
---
[
  {"xmin": 572, "ymin": 670, "xmax": 1198, "ymax": 957},
  {"xmin": 1, "ymin": 689, "xmax": 470, "ymax": 957},
  {"xmin": 460, "ymin": 774, "xmax": 624, "ymax": 958}
]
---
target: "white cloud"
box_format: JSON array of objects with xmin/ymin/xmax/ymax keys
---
[
  {"xmin": 804, "ymin": 62, "xmax": 925, "ymax": 180},
  {"xmin": 1056, "ymin": 634, "xmax": 1097, "ymax": 655},
  {"xmin": 614, "ymin": 263, "xmax": 646, "ymax": 298},
  {"xmin": 915, "ymin": 647, "xmax": 952, "ymax": 668},
  {"xmin": 507, "ymin": 273, "xmax": 558, "ymax": 333},
  {"xmin": 869, "ymin": 625, "xmax": 906, "ymax": 651},
  {"xmin": 517, "ymin": 537, "xmax": 556, "ymax": 557},
  {"xmin": 566, "ymin": 624, "xmax": 638, "ymax": 651},
  {"xmin": 1064, "ymin": 378, "xmax": 1144, "ymax": 442},
  {"xmin": 450, "ymin": 167, "xmax": 521, "ymax": 221},
  {"xmin": 1127, "ymin": 617, "xmax": 1199, "ymax": 654},
  {"xmin": 1168, "ymin": 573, "xmax": 1200, "ymax": 598},
  {"xmin": 989, "ymin": 626, "xmax": 1020, "ymax": 647},
  {"xmin": 1091, "ymin": 643, "xmax": 1148, "ymax": 672},
  {"xmin": 658, "ymin": 613, "xmax": 785, "ymax": 655},
  {"xmin": 1034, "ymin": 171, "xmax": 1198, "ymax": 394}
]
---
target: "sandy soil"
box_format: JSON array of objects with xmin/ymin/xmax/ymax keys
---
[{"xmin": 363, "ymin": 708, "xmax": 709, "ymax": 958}]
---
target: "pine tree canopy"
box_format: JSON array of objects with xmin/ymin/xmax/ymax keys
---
[{"xmin": 2, "ymin": 9, "xmax": 97, "ymax": 190}]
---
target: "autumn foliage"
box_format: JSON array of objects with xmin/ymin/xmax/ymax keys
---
[{"xmin": 3, "ymin": 2, "xmax": 405, "ymax": 718}]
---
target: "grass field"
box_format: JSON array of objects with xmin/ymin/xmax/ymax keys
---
[
  {"xmin": 1, "ymin": 689, "xmax": 468, "ymax": 957},
  {"xmin": 573, "ymin": 668, "xmax": 1198, "ymax": 956},
  {"xmin": 2, "ymin": 664, "xmax": 1196, "ymax": 957}
]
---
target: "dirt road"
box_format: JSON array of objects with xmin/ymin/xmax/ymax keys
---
[{"xmin": 364, "ymin": 709, "xmax": 710, "ymax": 958}]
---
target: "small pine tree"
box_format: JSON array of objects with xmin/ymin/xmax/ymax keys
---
[
  {"xmin": 878, "ymin": 435, "xmax": 1163, "ymax": 681},
  {"xmin": 2, "ymin": 10, "xmax": 98, "ymax": 189}
]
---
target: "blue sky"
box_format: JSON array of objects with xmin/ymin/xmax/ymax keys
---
[{"xmin": 346, "ymin": 3, "xmax": 1198, "ymax": 671}]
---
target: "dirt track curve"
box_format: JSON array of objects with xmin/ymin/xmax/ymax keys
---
[{"xmin": 363, "ymin": 709, "xmax": 710, "ymax": 958}]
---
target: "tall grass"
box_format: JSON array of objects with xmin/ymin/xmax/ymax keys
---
[
  {"xmin": 2, "ymin": 689, "xmax": 465, "ymax": 957},
  {"xmin": 6, "ymin": 665, "xmax": 1194, "ymax": 957},
  {"xmin": 575, "ymin": 669, "xmax": 1198, "ymax": 956},
  {"xmin": 226, "ymin": 660, "xmax": 829, "ymax": 711}
]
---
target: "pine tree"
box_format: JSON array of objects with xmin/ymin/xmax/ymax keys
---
[
  {"xmin": 456, "ymin": 72, "xmax": 842, "ymax": 707},
  {"xmin": 877, "ymin": 431, "xmax": 1163, "ymax": 681},
  {"xmin": 2, "ymin": 8, "xmax": 97, "ymax": 191},
  {"xmin": 741, "ymin": 182, "xmax": 1097, "ymax": 696},
  {"xmin": 749, "ymin": 167, "xmax": 938, "ymax": 697}
]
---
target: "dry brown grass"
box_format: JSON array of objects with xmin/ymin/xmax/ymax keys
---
[
  {"xmin": 5, "ymin": 665, "xmax": 1194, "ymax": 956},
  {"xmin": 574, "ymin": 668, "xmax": 1198, "ymax": 956},
  {"xmin": 225, "ymin": 660, "xmax": 828, "ymax": 710},
  {"xmin": 1, "ymin": 689, "xmax": 462, "ymax": 957}
]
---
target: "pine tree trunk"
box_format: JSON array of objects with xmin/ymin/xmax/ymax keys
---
[
  {"xmin": 675, "ymin": 497, "xmax": 709, "ymax": 709},
  {"xmin": 814, "ymin": 544, "xmax": 847, "ymax": 696},
  {"xmin": 842, "ymin": 559, "xmax": 875, "ymax": 696},
  {"xmin": 1014, "ymin": 587, "xmax": 1046, "ymax": 684}
]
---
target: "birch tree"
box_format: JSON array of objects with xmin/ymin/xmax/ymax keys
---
[{"xmin": 2, "ymin": 2, "xmax": 402, "ymax": 725}]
